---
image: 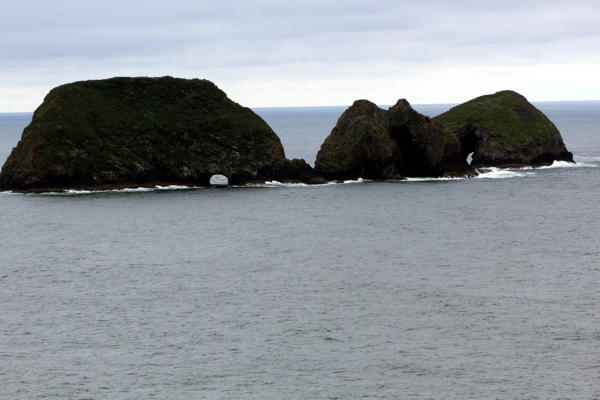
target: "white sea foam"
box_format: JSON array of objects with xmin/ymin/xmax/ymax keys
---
[
  {"xmin": 541, "ymin": 160, "xmax": 578, "ymax": 168},
  {"xmin": 6, "ymin": 158, "xmax": 596, "ymax": 195},
  {"xmin": 343, "ymin": 178, "xmax": 365, "ymax": 184},
  {"xmin": 154, "ymin": 185, "xmax": 198, "ymax": 190},
  {"xmin": 464, "ymin": 159, "xmax": 598, "ymax": 180},
  {"xmin": 404, "ymin": 176, "xmax": 464, "ymax": 182},
  {"xmin": 316, "ymin": 177, "xmax": 368, "ymax": 185},
  {"xmin": 238, "ymin": 181, "xmax": 311, "ymax": 188},
  {"xmin": 475, "ymin": 168, "xmax": 535, "ymax": 179},
  {"xmin": 265, "ymin": 181, "xmax": 308, "ymax": 187},
  {"xmin": 38, "ymin": 185, "xmax": 203, "ymax": 195},
  {"xmin": 33, "ymin": 189, "xmax": 96, "ymax": 195},
  {"xmin": 539, "ymin": 160, "xmax": 597, "ymax": 168},
  {"xmin": 242, "ymin": 178, "xmax": 369, "ymax": 187},
  {"xmin": 116, "ymin": 187, "xmax": 155, "ymax": 192},
  {"xmin": 511, "ymin": 160, "xmax": 596, "ymax": 170}
]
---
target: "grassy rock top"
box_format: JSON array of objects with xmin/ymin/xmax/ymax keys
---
[
  {"xmin": 435, "ymin": 90, "xmax": 558, "ymax": 147},
  {"xmin": 434, "ymin": 90, "xmax": 573, "ymax": 167},
  {"xmin": 0, "ymin": 76, "xmax": 306, "ymax": 192}
]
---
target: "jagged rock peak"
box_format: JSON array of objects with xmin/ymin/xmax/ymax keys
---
[{"xmin": 314, "ymin": 98, "xmax": 474, "ymax": 181}]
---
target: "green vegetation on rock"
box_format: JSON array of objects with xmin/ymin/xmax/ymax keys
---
[
  {"xmin": 434, "ymin": 90, "xmax": 574, "ymax": 167},
  {"xmin": 0, "ymin": 76, "xmax": 324, "ymax": 192}
]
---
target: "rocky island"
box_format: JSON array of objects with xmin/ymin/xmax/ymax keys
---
[
  {"xmin": 0, "ymin": 76, "xmax": 324, "ymax": 193},
  {"xmin": 434, "ymin": 90, "xmax": 574, "ymax": 167},
  {"xmin": 0, "ymin": 79, "xmax": 575, "ymax": 193},
  {"xmin": 314, "ymin": 99, "xmax": 474, "ymax": 180}
]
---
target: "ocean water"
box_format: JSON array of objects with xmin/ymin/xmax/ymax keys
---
[{"xmin": 1, "ymin": 102, "xmax": 599, "ymax": 399}]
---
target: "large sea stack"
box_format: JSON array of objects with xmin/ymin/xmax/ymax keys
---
[
  {"xmin": 314, "ymin": 99, "xmax": 473, "ymax": 180},
  {"xmin": 0, "ymin": 76, "xmax": 324, "ymax": 192},
  {"xmin": 434, "ymin": 90, "xmax": 574, "ymax": 168}
]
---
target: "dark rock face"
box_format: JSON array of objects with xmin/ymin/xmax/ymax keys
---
[
  {"xmin": 314, "ymin": 99, "xmax": 473, "ymax": 180},
  {"xmin": 434, "ymin": 90, "xmax": 574, "ymax": 168},
  {"xmin": 0, "ymin": 76, "xmax": 324, "ymax": 192},
  {"xmin": 272, "ymin": 158, "xmax": 326, "ymax": 184}
]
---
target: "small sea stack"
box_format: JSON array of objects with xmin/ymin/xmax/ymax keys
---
[
  {"xmin": 314, "ymin": 99, "xmax": 474, "ymax": 181},
  {"xmin": 434, "ymin": 90, "xmax": 574, "ymax": 168},
  {"xmin": 0, "ymin": 76, "xmax": 324, "ymax": 193}
]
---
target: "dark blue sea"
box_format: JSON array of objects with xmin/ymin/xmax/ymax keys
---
[{"xmin": 1, "ymin": 102, "xmax": 599, "ymax": 399}]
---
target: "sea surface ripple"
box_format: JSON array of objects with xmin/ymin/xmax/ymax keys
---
[{"xmin": 1, "ymin": 102, "xmax": 599, "ymax": 398}]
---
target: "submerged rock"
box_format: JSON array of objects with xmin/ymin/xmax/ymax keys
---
[
  {"xmin": 434, "ymin": 90, "xmax": 574, "ymax": 168},
  {"xmin": 0, "ymin": 76, "xmax": 324, "ymax": 192},
  {"xmin": 314, "ymin": 99, "xmax": 473, "ymax": 180}
]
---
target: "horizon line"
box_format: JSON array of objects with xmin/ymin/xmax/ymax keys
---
[{"xmin": 2, "ymin": 99, "xmax": 600, "ymax": 114}]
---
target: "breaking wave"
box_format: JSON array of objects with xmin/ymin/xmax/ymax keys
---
[
  {"xmin": 38, "ymin": 185, "xmax": 203, "ymax": 196},
  {"xmin": 475, "ymin": 168, "xmax": 535, "ymax": 179},
  {"xmin": 3, "ymin": 159, "xmax": 596, "ymax": 195},
  {"xmin": 538, "ymin": 160, "xmax": 597, "ymax": 168}
]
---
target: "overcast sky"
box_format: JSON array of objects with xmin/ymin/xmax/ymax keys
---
[{"xmin": 1, "ymin": 0, "xmax": 599, "ymax": 111}]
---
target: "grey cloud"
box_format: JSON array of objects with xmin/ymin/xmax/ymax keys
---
[{"xmin": 0, "ymin": 1, "xmax": 599, "ymax": 74}]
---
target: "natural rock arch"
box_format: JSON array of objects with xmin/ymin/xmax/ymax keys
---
[{"xmin": 209, "ymin": 174, "xmax": 229, "ymax": 186}]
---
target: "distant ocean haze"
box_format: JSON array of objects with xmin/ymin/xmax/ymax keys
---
[{"xmin": 1, "ymin": 101, "xmax": 599, "ymax": 398}]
